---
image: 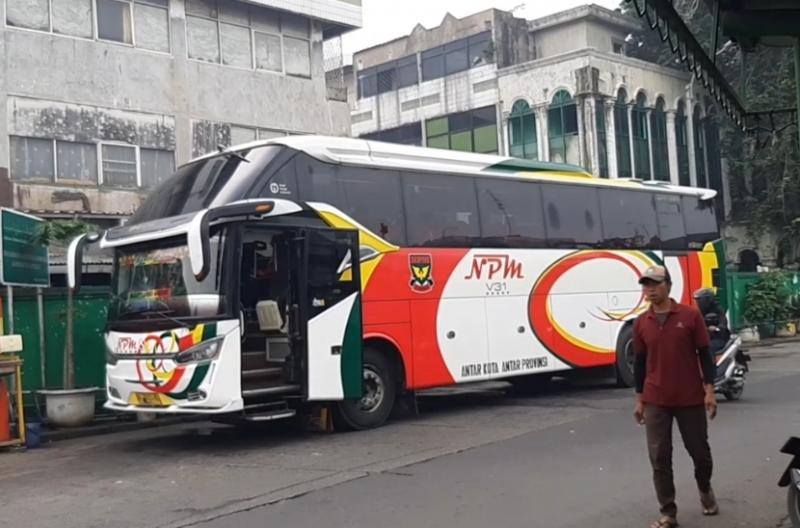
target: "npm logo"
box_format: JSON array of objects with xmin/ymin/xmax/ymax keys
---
[{"xmin": 464, "ymin": 254, "xmax": 524, "ymax": 281}]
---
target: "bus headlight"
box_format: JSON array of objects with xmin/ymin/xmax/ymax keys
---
[
  {"xmin": 105, "ymin": 343, "xmax": 118, "ymax": 366},
  {"xmin": 175, "ymin": 336, "xmax": 225, "ymax": 364}
]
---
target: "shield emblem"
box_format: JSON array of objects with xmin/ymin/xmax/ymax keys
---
[{"xmin": 409, "ymin": 254, "xmax": 434, "ymax": 293}]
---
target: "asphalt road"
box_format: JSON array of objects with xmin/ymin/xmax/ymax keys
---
[{"xmin": 2, "ymin": 342, "xmax": 798, "ymax": 528}]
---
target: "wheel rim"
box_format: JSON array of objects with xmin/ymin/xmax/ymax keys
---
[
  {"xmin": 791, "ymin": 487, "xmax": 800, "ymax": 521},
  {"xmin": 357, "ymin": 366, "xmax": 384, "ymax": 413}
]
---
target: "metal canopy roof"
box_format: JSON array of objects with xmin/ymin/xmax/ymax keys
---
[{"xmin": 628, "ymin": 0, "xmax": 800, "ymax": 137}]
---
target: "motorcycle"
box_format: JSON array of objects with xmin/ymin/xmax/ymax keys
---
[
  {"xmin": 693, "ymin": 288, "xmax": 750, "ymax": 401},
  {"xmin": 779, "ymin": 437, "xmax": 800, "ymax": 527}
]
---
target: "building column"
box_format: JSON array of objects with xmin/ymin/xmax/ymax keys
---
[
  {"xmin": 498, "ymin": 105, "xmax": 507, "ymax": 156},
  {"xmin": 604, "ymin": 100, "xmax": 618, "ymax": 179},
  {"xmin": 585, "ymin": 97, "xmax": 600, "ymax": 176},
  {"xmin": 646, "ymin": 109, "xmax": 655, "ymax": 180},
  {"xmin": 665, "ymin": 110, "xmax": 679, "ymax": 185},
  {"xmin": 627, "ymin": 103, "xmax": 636, "ymax": 178},
  {"xmin": 536, "ymin": 105, "xmax": 550, "ymax": 162},
  {"xmin": 700, "ymin": 118, "xmax": 711, "ymax": 188},
  {"xmin": 686, "ymin": 98, "xmax": 698, "ymax": 187},
  {"xmin": 575, "ymin": 96, "xmax": 586, "ymax": 169}
]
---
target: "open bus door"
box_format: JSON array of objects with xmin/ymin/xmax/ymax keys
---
[{"xmin": 287, "ymin": 228, "xmax": 363, "ymax": 402}]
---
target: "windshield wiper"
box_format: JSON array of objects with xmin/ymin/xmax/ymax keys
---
[{"xmin": 216, "ymin": 145, "xmax": 250, "ymax": 163}]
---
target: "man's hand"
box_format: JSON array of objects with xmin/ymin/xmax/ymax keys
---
[
  {"xmin": 634, "ymin": 396, "xmax": 645, "ymax": 425},
  {"xmin": 704, "ymin": 384, "xmax": 717, "ymax": 420}
]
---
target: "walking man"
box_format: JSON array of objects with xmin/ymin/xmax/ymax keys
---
[{"xmin": 632, "ymin": 265, "xmax": 719, "ymax": 528}]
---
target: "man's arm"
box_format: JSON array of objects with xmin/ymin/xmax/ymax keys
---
[
  {"xmin": 632, "ymin": 320, "xmax": 647, "ymax": 424},
  {"xmin": 698, "ymin": 346, "xmax": 715, "ymax": 385},
  {"xmin": 693, "ymin": 310, "xmax": 718, "ymax": 419}
]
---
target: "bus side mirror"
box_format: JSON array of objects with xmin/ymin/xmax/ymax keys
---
[
  {"xmin": 188, "ymin": 210, "xmax": 211, "ymax": 282},
  {"xmin": 67, "ymin": 232, "xmax": 102, "ymax": 292}
]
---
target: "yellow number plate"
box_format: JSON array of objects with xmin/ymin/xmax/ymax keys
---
[{"xmin": 131, "ymin": 392, "xmax": 170, "ymax": 407}]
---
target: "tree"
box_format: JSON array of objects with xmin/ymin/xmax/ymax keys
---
[{"xmin": 34, "ymin": 219, "xmax": 99, "ymax": 389}]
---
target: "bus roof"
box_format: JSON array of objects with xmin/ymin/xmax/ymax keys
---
[{"xmin": 193, "ymin": 135, "xmax": 717, "ymax": 200}]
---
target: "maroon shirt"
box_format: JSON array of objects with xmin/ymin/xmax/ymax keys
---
[{"xmin": 633, "ymin": 299, "xmax": 711, "ymax": 407}]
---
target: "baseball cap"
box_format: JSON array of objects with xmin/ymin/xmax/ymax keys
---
[{"xmin": 638, "ymin": 265, "xmax": 670, "ymax": 285}]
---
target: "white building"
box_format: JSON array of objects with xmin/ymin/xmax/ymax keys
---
[{"xmin": 348, "ymin": 4, "xmax": 725, "ymax": 211}]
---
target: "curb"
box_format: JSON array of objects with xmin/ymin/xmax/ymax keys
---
[
  {"xmin": 38, "ymin": 414, "xmax": 208, "ymax": 443},
  {"xmin": 744, "ymin": 336, "xmax": 800, "ymax": 349}
]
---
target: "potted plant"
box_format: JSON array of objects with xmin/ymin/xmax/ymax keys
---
[
  {"xmin": 34, "ymin": 219, "xmax": 101, "ymax": 427},
  {"xmin": 743, "ymin": 271, "xmax": 791, "ymax": 340}
]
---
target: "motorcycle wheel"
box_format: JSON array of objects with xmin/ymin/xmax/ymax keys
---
[
  {"xmin": 789, "ymin": 484, "xmax": 800, "ymax": 527},
  {"xmin": 724, "ymin": 384, "xmax": 744, "ymax": 401}
]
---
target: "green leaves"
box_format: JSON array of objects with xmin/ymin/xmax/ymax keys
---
[
  {"xmin": 743, "ymin": 271, "xmax": 792, "ymax": 324},
  {"xmin": 34, "ymin": 219, "xmax": 98, "ymax": 248}
]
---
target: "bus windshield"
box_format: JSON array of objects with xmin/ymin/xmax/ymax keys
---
[
  {"xmin": 126, "ymin": 145, "xmax": 282, "ymax": 226},
  {"xmin": 109, "ymin": 231, "xmax": 228, "ymax": 324}
]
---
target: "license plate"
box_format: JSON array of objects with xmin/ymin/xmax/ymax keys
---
[{"xmin": 131, "ymin": 392, "xmax": 170, "ymax": 407}]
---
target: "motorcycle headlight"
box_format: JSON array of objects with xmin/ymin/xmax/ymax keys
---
[{"xmin": 175, "ymin": 336, "xmax": 225, "ymax": 364}]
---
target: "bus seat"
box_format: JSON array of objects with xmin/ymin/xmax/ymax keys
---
[{"xmin": 256, "ymin": 300, "xmax": 284, "ymax": 332}]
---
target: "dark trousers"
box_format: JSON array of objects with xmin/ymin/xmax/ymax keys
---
[{"xmin": 644, "ymin": 404, "xmax": 714, "ymax": 518}]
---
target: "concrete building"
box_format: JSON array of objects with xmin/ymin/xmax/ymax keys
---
[
  {"xmin": 0, "ymin": 0, "xmax": 361, "ymax": 227},
  {"xmin": 348, "ymin": 4, "xmax": 726, "ymax": 212}
]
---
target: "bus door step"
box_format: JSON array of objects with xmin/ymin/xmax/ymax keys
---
[
  {"xmin": 243, "ymin": 409, "xmax": 297, "ymax": 422},
  {"xmin": 242, "ymin": 384, "xmax": 300, "ymax": 398},
  {"xmin": 242, "ymin": 401, "xmax": 296, "ymax": 422}
]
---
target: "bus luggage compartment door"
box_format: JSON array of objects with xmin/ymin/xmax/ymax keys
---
[{"xmin": 290, "ymin": 228, "xmax": 363, "ymax": 401}]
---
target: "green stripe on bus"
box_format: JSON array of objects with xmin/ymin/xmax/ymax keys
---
[
  {"xmin": 644, "ymin": 251, "xmax": 664, "ymax": 266},
  {"xmin": 486, "ymin": 158, "xmax": 589, "ymax": 174},
  {"xmin": 169, "ymin": 364, "xmax": 210, "ymax": 400},
  {"xmin": 201, "ymin": 323, "xmax": 217, "ymax": 340},
  {"xmin": 341, "ymin": 295, "xmax": 363, "ymax": 400}
]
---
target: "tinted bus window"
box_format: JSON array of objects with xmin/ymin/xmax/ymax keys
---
[
  {"xmin": 296, "ymin": 158, "xmax": 407, "ymax": 244},
  {"xmin": 599, "ymin": 189, "xmax": 661, "ymax": 249},
  {"xmin": 682, "ymin": 196, "xmax": 719, "ymax": 248},
  {"xmin": 128, "ymin": 146, "xmax": 282, "ymax": 225},
  {"xmin": 476, "ymin": 178, "xmax": 546, "ymax": 247},
  {"xmin": 541, "ymin": 184, "xmax": 602, "ymax": 248},
  {"xmin": 655, "ymin": 194, "xmax": 687, "ymax": 250},
  {"xmin": 259, "ymin": 157, "xmax": 298, "ymax": 199},
  {"xmin": 403, "ymin": 172, "xmax": 479, "ymax": 246}
]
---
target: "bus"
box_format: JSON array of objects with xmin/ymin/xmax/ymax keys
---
[{"xmin": 68, "ymin": 136, "xmax": 724, "ymax": 430}]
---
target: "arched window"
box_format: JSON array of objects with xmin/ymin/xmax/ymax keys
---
[
  {"xmin": 614, "ymin": 88, "xmax": 632, "ymax": 178},
  {"xmin": 508, "ymin": 100, "xmax": 537, "ymax": 160},
  {"xmin": 651, "ymin": 98, "xmax": 669, "ymax": 181},
  {"xmin": 632, "ymin": 92, "xmax": 651, "ymax": 179},
  {"xmin": 675, "ymin": 100, "xmax": 690, "ymax": 186},
  {"xmin": 694, "ymin": 104, "xmax": 708, "ymax": 188},
  {"xmin": 548, "ymin": 90, "xmax": 579, "ymax": 165}
]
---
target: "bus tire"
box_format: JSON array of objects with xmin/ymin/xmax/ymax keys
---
[
  {"xmin": 615, "ymin": 324, "xmax": 636, "ymax": 388},
  {"xmin": 334, "ymin": 347, "xmax": 397, "ymax": 431}
]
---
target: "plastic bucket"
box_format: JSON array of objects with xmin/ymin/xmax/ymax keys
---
[{"xmin": 25, "ymin": 422, "xmax": 42, "ymax": 448}]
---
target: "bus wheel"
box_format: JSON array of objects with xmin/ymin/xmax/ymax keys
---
[
  {"xmin": 334, "ymin": 347, "xmax": 397, "ymax": 431},
  {"xmin": 615, "ymin": 325, "xmax": 635, "ymax": 388}
]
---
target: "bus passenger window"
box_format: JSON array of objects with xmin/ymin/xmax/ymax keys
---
[
  {"xmin": 296, "ymin": 157, "xmax": 407, "ymax": 244},
  {"xmin": 682, "ymin": 196, "xmax": 719, "ymax": 247},
  {"xmin": 541, "ymin": 184, "xmax": 602, "ymax": 248},
  {"xmin": 655, "ymin": 194, "xmax": 687, "ymax": 250},
  {"xmin": 476, "ymin": 179, "xmax": 546, "ymax": 248},
  {"xmin": 403, "ymin": 172, "xmax": 479, "ymax": 246},
  {"xmin": 598, "ymin": 189, "xmax": 661, "ymax": 249}
]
